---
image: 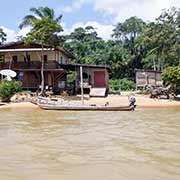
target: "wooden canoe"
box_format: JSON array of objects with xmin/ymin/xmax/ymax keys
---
[{"xmin": 39, "ymin": 104, "xmax": 136, "ymax": 111}]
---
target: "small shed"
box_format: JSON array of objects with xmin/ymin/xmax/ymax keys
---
[
  {"xmin": 61, "ymin": 63, "xmax": 110, "ymax": 96},
  {"xmin": 135, "ymin": 69, "xmax": 163, "ymax": 89}
]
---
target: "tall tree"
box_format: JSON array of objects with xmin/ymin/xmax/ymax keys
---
[
  {"xmin": 65, "ymin": 26, "xmax": 102, "ymax": 64},
  {"xmin": 136, "ymin": 7, "xmax": 180, "ymax": 71},
  {"xmin": 65, "ymin": 26, "xmax": 132, "ymax": 79},
  {"xmin": 19, "ymin": 7, "xmax": 63, "ymax": 93},
  {"xmin": 65, "ymin": 8, "xmax": 180, "ymax": 82},
  {"xmin": 0, "ymin": 28, "xmax": 7, "ymax": 45},
  {"xmin": 112, "ymin": 16, "xmax": 145, "ymax": 42},
  {"xmin": 19, "ymin": 6, "xmax": 62, "ymax": 29},
  {"xmin": 112, "ymin": 17, "xmax": 146, "ymax": 77}
]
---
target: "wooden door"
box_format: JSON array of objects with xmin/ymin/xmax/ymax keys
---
[{"xmin": 94, "ymin": 71, "xmax": 106, "ymax": 87}]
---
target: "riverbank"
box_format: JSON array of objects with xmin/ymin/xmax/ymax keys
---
[
  {"xmin": 1, "ymin": 94, "xmax": 180, "ymax": 110},
  {"xmin": 85, "ymin": 94, "xmax": 180, "ymax": 108},
  {"xmin": 0, "ymin": 102, "xmax": 37, "ymax": 109}
]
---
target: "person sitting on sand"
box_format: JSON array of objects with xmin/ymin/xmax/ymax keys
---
[{"xmin": 128, "ymin": 94, "xmax": 136, "ymax": 107}]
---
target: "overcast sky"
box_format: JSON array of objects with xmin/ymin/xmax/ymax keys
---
[{"xmin": 1, "ymin": 0, "xmax": 180, "ymax": 41}]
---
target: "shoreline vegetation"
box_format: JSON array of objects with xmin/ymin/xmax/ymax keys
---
[
  {"xmin": 1, "ymin": 7, "xmax": 180, "ymax": 111},
  {"xmin": 1, "ymin": 93, "xmax": 180, "ymax": 110}
]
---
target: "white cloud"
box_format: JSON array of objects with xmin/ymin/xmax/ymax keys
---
[
  {"xmin": 60, "ymin": 0, "xmax": 180, "ymax": 39},
  {"xmin": 17, "ymin": 27, "xmax": 31, "ymax": 38},
  {"xmin": 91, "ymin": 0, "xmax": 180, "ymax": 22},
  {"xmin": 61, "ymin": 0, "xmax": 88, "ymax": 13},
  {"xmin": 63, "ymin": 6, "xmax": 73, "ymax": 13},
  {"xmin": 62, "ymin": 21, "xmax": 114, "ymax": 40},
  {"xmin": 0, "ymin": 26, "xmax": 16, "ymax": 42},
  {"xmin": 0, "ymin": 26, "xmax": 31, "ymax": 42},
  {"xmin": 63, "ymin": 0, "xmax": 180, "ymax": 22},
  {"xmin": 2, "ymin": 23, "xmax": 113, "ymax": 42},
  {"xmin": 3, "ymin": 0, "xmax": 180, "ymax": 42}
]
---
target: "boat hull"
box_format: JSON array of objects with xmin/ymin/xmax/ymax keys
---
[{"xmin": 39, "ymin": 104, "xmax": 135, "ymax": 111}]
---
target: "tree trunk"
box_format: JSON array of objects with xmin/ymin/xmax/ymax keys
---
[
  {"xmin": 153, "ymin": 58, "xmax": 156, "ymax": 71},
  {"xmin": 157, "ymin": 54, "xmax": 160, "ymax": 71},
  {"xmin": 41, "ymin": 45, "xmax": 45, "ymax": 94}
]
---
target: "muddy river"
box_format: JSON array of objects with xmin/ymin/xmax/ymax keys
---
[{"xmin": 0, "ymin": 108, "xmax": 180, "ymax": 180}]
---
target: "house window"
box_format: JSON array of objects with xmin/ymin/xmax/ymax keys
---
[
  {"xmin": 0, "ymin": 55, "xmax": 5, "ymax": 63},
  {"xmin": 12, "ymin": 56, "xmax": 18, "ymax": 63},
  {"xmin": 44, "ymin": 55, "xmax": 48, "ymax": 63}
]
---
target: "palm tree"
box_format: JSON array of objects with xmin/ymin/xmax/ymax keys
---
[
  {"xmin": 19, "ymin": 7, "xmax": 62, "ymax": 29},
  {"xmin": 19, "ymin": 7, "xmax": 63, "ymax": 94}
]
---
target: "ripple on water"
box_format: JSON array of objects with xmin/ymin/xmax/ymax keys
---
[{"xmin": 0, "ymin": 108, "xmax": 180, "ymax": 180}]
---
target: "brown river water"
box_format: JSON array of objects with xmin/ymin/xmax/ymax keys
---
[{"xmin": 0, "ymin": 108, "xmax": 180, "ymax": 180}]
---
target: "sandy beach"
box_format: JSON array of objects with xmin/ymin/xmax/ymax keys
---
[
  {"xmin": 0, "ymin": 102, "xmax": 38, "ymax": 109},
  {"xmin": 1, "ymin": 94, "xmax": 180, "ymax": 110},
  {"xmin": 85, "ymin": 94, "xmax": 180, "ymax": 108}
]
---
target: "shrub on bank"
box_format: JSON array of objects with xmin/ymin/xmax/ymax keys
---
[
  {"xmin": 0, "ymin": 80, "xmax": 22, "ymax": 100},
  {"xmin": 109, "ymin": 78, "xmax": 135, "ymax": 92},
  {"xmin": 161, "ymin": 66, "xmax": 180, "ymax": 95}
]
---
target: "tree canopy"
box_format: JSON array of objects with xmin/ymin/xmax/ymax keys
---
[
  {"xmin": 14, "ymin": 6, "xmax": 180, "ymax": 84},
  {"xmin": 19, "ymin": 6, "xmax": 62, "ymax": 29},
  {"xmin": 25, "ymin": 17, "xmax": 63, "ymax": 46},
  {"xmin": 0, "ymin": 28, "xmax": 7, "ymax": 45},
  {"xmin": 64, "ymin": 7, "xmax": 180, "ymax": 80}
]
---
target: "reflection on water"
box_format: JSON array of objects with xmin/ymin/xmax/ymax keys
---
[{"xmin": 0, "ymin": 108, "xmax": 180, "ymax": 180}]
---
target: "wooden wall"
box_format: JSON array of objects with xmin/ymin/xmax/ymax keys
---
[{"xmin": 136, "ymin": 70, "xmax": 162, "ymax": 89}]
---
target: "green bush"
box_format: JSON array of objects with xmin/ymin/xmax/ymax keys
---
[
  {"xmin": 109, "ymin": 78, "xmax": 135, "ymax": 92},
  {"xmin": 162, "ymin": 65, "xmax": 180, "ymax": 86},
  {"xmin": 161, "ymin": 65, "xmax": 180, "ymax": 95},
  {"xmin": 67, "ymin": 71, "xmax": 77, "ymax": 85},
  {"xmin": 0, "ymin": 80, "xmax": 22, "ymax": 99}
]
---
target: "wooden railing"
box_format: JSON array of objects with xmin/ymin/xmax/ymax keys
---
[{"xmin": 0, "ymin": 61, "xmax": 60, "ymax": 70}]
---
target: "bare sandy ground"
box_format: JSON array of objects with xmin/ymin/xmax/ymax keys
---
[
  {"xmin": 1, "ymin": 94, "xmax": 180, "ymax": 110},
  {"xmin": 0, "ymin": 102, "xmax": 37, "ymax": 109},
  {"xmin": 85, "ymin": 94, "xmax": 180, "ymax": 108}
]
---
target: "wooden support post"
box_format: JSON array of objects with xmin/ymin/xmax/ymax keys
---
[
  {"xmin": 80, "ymin": 66, "xmax": 84, "ymax": 105},
  {"xmin": 8, "ymin": 52, "xmax": 12, "ymax": 69}
]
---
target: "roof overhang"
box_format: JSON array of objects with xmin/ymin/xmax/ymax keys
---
[
  {"xmin": 0, "ymin": 48, "xmax": 55, "ymax": 53},
  {"xmin": 60, "ymin": 63, "xmax": 111, "ymax": 71},
  {"xmin": 135, "ymin": 69, "xmax": 162, "ymax": 73},
  {"xmin": 0, "ymin": 41, "xmax": 75, "ymax": 59},
  {"xmin": 14, "ymin": 68, "xmax": 65, "ymax": 72}
]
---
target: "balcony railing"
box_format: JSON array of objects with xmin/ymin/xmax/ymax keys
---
[{"xmin": 0, "ymin": 61, "xmax": 61, "ymax": 70}]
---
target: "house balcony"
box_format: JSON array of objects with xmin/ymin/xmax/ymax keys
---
[{"xmin": 0, "ymin": 61, "xmax": 61, "ymax": 71}]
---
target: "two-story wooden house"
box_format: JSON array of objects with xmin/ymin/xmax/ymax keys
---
[{"xmin": 0, "ymin": 41, "xmax": 110, "ymax": 96}]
